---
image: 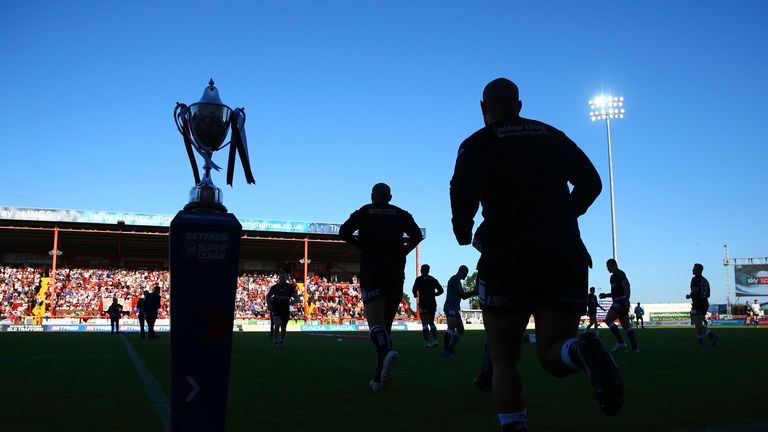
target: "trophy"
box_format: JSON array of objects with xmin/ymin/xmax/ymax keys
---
[
  {"xmin": 174, "ymin": 79, "xmax": 255, "ymax": 212},
  {"xmin": 169, "ymin": 80, "xmax": 253, "ymax": 431}
]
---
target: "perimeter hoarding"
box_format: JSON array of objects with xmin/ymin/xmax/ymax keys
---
[{"xmin": 735, "ymin": 264, "xmax": 768, "ymax": 297}]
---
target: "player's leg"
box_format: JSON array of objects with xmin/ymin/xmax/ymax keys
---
[
  {"xmin": 448, "ymin": 316, "xmax": 465, "ymax": 354},
  {"xmin": 604, "ymin": 309, "xmax": 626, "ymax": 351},
  {"xmin": 443, "ymin": 315, "xmax": 458, "ymax": 356},
  {"xmin": 380, "ymin": 296, "xmax": 401, "ymax": 386},
  {"xmin": 474, "ymin": 338, "xmax": 493, "ymax": 392},
  {"xmin": 618, "ymin": 313, "xmax": 638, "ymax": 351},
  {"xmin": 272, "ymin": 315, "xmax": 283, "ymax": 346},
  {"xmin": 419, "ymin": 312, "xmax": 431, "ymax": 346},
  {"xmin": 280, "ymin": 312, "xmax": 288, "ymax": 345},
  {"xmin": 483, "ymin": 310, "xmax": 530, "ymax": 431},
  {"xmin": 427, "ymin": 313, "xmax": 438, "ymax": 345}
]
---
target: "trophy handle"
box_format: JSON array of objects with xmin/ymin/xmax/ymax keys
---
[{"xmin": 174, "ymin": 103, "xmax": 201, "ymax": 184}]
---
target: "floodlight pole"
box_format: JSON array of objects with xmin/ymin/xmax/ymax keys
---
[
  {"xmin": 589, "ymin": 95, "xmax": 624, "ymax": 263},
  {"xmin": 605, "ymin": 117, "xmax": 618, "ymax": 262}
]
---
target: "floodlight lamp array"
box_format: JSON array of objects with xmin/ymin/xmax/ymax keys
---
[{"xmin": 588, "ymin": 96, "xmax": 625, "ymax": 121}]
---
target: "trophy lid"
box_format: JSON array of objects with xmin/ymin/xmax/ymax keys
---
[{"xmin": 199, "ymin": 79, "xmax": 225, "ymax": 105}]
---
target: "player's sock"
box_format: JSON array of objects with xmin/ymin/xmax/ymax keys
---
[
  {"xmin": 626, "ymin": 327, "xmax": 638, "ymax": 350},
  {"xmin": 422, "ymin": 324, "xmax": 430, "ymax": 342},
  {"xmin": 388, "ymin": 332, "xmax": 394, "ymax": 350},
  {"xmin": 560, "ymin": 338, "xmax": 581, "ymax": 371},
  {"xmin": 697, "ymin": 335, "xmax": 704, "ymax": 346},
  {"xmin": 429, "ymin": 323, "xmax": 437, "ymax": 341},
  {"xmin": 609, "ymin": 324, "xmax": 624, "ymax": 345},
  {"xmin": 444, "ymin": 329, "xmax": 453, "ymax": 351},
  {"xmin": 480, "ymin": 342, "xmax": 493, "ymax": 376},
  {"xmin": 498, "ymin": 410, "xmax": 528, "ymax": 431},
  {"xmin": 369, "ymin": 325, "xmax": 388, "ymax": 382},
  {"xmin": 448, "ymin": 331, "xmax": 462, "ymax": 353}
]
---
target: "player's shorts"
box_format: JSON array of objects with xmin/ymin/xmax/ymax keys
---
[
  {"xmin": 444, "ymin": 308, "xmax": 460, "ymax": 318},
  {"xmin": 419, "ymin": 302, "xmax": 437, "ymax": 315},
  {"xmin": 610, "ymin": 301, "xmax": 629, "ymax": 315},
  {"xmin": 274, "ymin": 308, "xmax": 289, "ymax": 323},
  {"xmin": 477, "ymin": 254, "xmax": 588, "ymax": 314},
  {"xmin": 691, "ymin": 300, "xmax": 709, "ymax": 316},
  {"xmin": 359, "ymin": 273, "xmax": 405, "ymax": 303}
]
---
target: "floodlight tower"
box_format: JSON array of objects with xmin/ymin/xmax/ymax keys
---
[{"xmin": 589, "ymin": 96, "xmax": 625, "ymax": 262}]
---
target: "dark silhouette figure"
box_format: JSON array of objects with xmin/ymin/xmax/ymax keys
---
[
  {"xmin": 450, "ymin": 78, "xmax": 617, "ymax": 430},
  {"xmin": 586, "ymin": 287, "xmax": 606, "ymax": 330},
  {"xmin": 144, "ymin": 285, "xmax": 161, "ymax": 339},
  {"xmin": 442, "ymin": 265, "xmax": 475, "ymax": 356},
  {"xmin": 411, "ymin": 264, "xmax": 444, "ymax": 347},
  {"xmin": 634, "ymin": 302, "xmax": 645, "ymax": 329},
  {"xmin": 266, "ymin": 270, "xmax": 297, "ymax": 348},
  {"xmin": 601, "ymin": 259, "xmax": 639, "ymax": 352},
  {"xmin": 339, "ymin": 183, "xmax": 423, "ymax": 392},
  {"xmin": 687, "ymin": 263, "xmax": 718, "ymax": 346},
  {"xmin": 107, "ymin": 298, "xmax": 123, "ymax": 335},
  {"xmin": 136, "ymin": 290, "xmax": 149, "ymax": 338}
]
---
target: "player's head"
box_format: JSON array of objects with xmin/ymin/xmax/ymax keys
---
[
  {"xmin": 371, "ymin": 183, "xmax": 392, "ymax": 204},
  {"xmin": 606, "ymin": 258, "xmax": 618, "ymax": 272},
  {"xmin": 693, "ymin": 263, "xmax": 703, "ymax": 275},
  {"xmin": 420, "ymin": 264, "xmax": 430, "ymax": 275},
  {"xmin": 481, "ymin": 78, "xmax": 522, "ymax": 126},
  {"xmin": 637, "ymin": 302, "xmax": 641, "ymax": 306},
  {"xmin": 589, "ymin": 286, "xmax": 596, "ymax": 294},
  {"xmin": 112, "ymin": 297, "xmax": 117, "ymax": 304},
  {"xmin": 278, "ymin": 269, "xmax": 289, "ymax": 283},
  {"xmin": 153, "ymin": 285, "xmax": 160, "ymax": 293},
  {"xmin": 457, "ymin": 265, "xmax": 469, "ymax": 279},
  {"xmin": 143, "ymin": 290, "xmax": 149, "ymax": 297}
]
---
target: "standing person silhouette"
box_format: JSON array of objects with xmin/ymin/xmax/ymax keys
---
[
  {"xmin": 340, "ymin": 183, "xmax": 423, "ymax": 392},
  {"xmin": 411, "ymin": 264, "xmax": 444, "ymax": 348},
  {"xmin": 450, "ymin": 78, "xmax": 620, "ymax": 431},
  {"xmin": 145, "ymin": 285, "xmax": 161, "ymax": 340}
]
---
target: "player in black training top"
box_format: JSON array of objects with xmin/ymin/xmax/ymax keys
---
[
  {"xmin": 412, "ymin": 264, "xmax": 444, "ymax": 348},
  {"xmin": 585, "ymin": 287, "xmax": 606, "ymax": 331},
  {"xmin": 600, "ymin": 259, "xmax": 639, "ymax": 353},
  {"xmin": 340, "ymin": 183, "xmax": 423, "ymax": 392},
  {"xmin": 687, "ymin": 263, "xmax": 718, "ymax": 346},
  {"xmin": 451, "ymin": 78, "xmax": 621, "ymax": 430},
  {"xmin": 267, "ymin": 270, "xmax": 298, "ymax": 348}
]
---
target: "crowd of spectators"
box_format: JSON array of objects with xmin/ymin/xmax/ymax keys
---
[{"xmin": 2, "ymin": 265, "xmax": 413, "ymax": 323}]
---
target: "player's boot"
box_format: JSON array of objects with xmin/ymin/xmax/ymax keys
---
[
  {"xmin": 610, "ymin": 343, "xmax": 627, "ymax": 352},
  {"xmin": 369, "ymin": 380, "xmax": 382, "ymax": 392},
  {"xmin": 576, "ymin": 332, "xmax": 623, "ymax": 416},
  {"xmin": 473, "ymin": 374, "xmax": 492, "ymax": 392},
  {"xmin": 381, "ymin": 350, "xmax": 399, "ymax": 386}
]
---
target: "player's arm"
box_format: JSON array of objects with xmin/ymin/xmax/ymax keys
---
[
  {"xmin": 450, "ymin": 139, "xmax": 481, "ymax": 245},
  {"xmin": 599, "ymin": 292, "xmax": 613, "ymax": 299},
  {"xmin": 620, "ymin": 279, "xmax": 630, "ymax": 305},
  {"xmin": 563, "ymin": 133, "xmax": 602, "ymax": 217},
  {"xmin": 434, "ymin": 279, "xmax": 444, "ymax": 297},
  {"xmin": 412, "ymin": 279, "xmax": 419, "ymax": 300},
  {"xmin": 338, "ymin": 211, "xmax": 362, "ymax": 248},
  {"xmin": 402, "ymin": 212, "xmax": 423, "ymax": 255},
  {"xmin": 686, "ymin": 279, "xmax": 696, "ymax": 299},
  {"xmin": 598, "ymin": 302, "xmax": 606, "ymax": 311}
]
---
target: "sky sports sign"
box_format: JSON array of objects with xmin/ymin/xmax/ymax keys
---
[{"xmin": 735, "ymin": 264, "xmax": 768, "ymax": 297}]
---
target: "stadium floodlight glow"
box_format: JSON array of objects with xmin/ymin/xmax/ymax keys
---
[{"xmin": 588, "ymin": 94, "xmax": 626, "ymax": 262}]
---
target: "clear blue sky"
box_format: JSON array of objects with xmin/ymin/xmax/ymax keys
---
[{"xmin": 2, "ymin": 1, "xmax": 766, "ymax": 307}]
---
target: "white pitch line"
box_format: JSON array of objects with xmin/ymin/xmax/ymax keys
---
[{"xmin": 120, "ymin": 334, "xmax": 171, "ymax": 432}]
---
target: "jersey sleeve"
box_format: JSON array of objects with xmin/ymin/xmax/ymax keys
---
[{"xmin": 450, "ymin": 138, "xmax": 482, "ymax": 245}]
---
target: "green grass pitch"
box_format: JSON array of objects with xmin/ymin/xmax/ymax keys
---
[{"xmin": 1, "ymin": 328, "xmax": 766, "ymax": 431}]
